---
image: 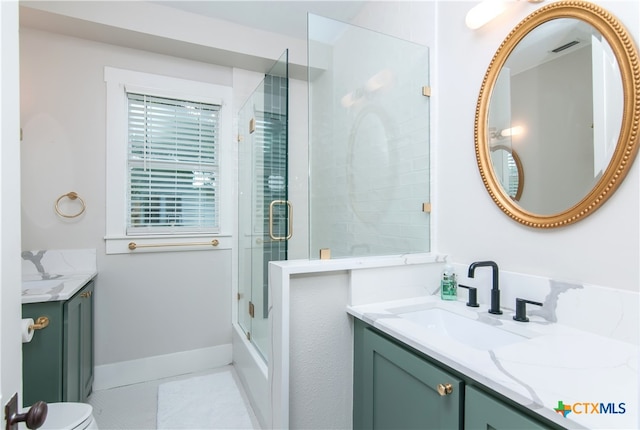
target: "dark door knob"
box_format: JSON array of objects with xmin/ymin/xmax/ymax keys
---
[
  {"xmin": 24, "ymin": 402, "xmax": 48, "ymax": 429},
  {"xmin": 5, "ymin": 395, "xmax": 47, "ymax": 430}
]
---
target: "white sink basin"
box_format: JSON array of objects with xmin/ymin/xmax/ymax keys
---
[{"xmin": 398, "ymin": 308, "xmax": 525, "ymax": 351}]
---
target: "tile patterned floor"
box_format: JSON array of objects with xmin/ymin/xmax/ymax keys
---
[{"xmin": 88, "ymin": 366, "xmax": 259, "ymax": 430}]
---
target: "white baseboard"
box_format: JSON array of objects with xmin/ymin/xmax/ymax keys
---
[{"xmin": 93, "ymin": 344, "xmax": 232, "ymax": 390}]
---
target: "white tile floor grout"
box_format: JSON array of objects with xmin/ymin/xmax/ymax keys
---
[{"xmin": 88, "ymin": 365, "xmax": 260, "ymax": 430}]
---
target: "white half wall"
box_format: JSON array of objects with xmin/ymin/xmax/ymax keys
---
[{"xmin": 269, "ymin": 254, "xmax": 445, "ymax": 428}]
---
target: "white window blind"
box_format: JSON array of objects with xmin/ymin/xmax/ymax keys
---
[
  {"xmin": 127, "ymin": 93, "xmax": 221, "ymax": 234},
  {"xmin": 507, "ymin": 153, "xmax": 519, "ymax": 198}
]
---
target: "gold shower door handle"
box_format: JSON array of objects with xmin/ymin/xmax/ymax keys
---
[{"xmin": 268, "ymin": 200, "xmax": 293, "ymax": 241}]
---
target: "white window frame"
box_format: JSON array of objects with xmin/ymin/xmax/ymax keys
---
[{"xmin": 104, "ymin": 67, "xmax": 233, "ymax": 254}]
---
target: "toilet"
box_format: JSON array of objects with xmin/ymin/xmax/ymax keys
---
[
  {"xmin": 19, "ymin": 403, "xmax": 98, "ymax": 430},
  {"xmin": 42, "ymin": 403, "xmax": 98, "ymax": 430}
]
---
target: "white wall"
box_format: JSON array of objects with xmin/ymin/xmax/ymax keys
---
[
  {"xmin": 512, "ymin": 46, "xmax": 594, "ymax": 214},
  {"xmin": 289, "ymin": 271, "xmax": 352, "ymax": 429},
  {"xmin": 1, "ymin": 0, "xmax": 24, "ymax": 416},
  {"xmin": 19, "ymin": 3, "xmax": 311, "ymax": 380},
  {"xmin": 352, "ymin": 1, "xmax": 638, "ymax": 293},
  {"xmin": 19, "ymin": 27, "xmax": 235, "ymax": 372},
  {"xmin": 434, "ymin": 0, "xmax": 638, "ymax": 293},
  {"xmin": 19, "ymin": 1, "xmax": 308, "ymax": 80}
]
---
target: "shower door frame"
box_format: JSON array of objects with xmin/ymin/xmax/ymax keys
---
[{"xmin": 237, "ymin": 50, "xmax": 289, "ymax": 362}]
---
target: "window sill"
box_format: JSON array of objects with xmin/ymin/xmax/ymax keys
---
[{"xmin": 104, "ymin": 234, "xmax": 232, "ymax": 255}]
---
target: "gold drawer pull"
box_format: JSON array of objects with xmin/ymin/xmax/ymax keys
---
[
  {"xmin": 80, "ymin": 291, "xmax": 92, "ymax": 298},
  {"xmin": 29, "ymin": 316, "xmax": 49, "ymax": 331},
  {"xmin": 437, "ymin": 383, "xmax": 453, "ymax": 396}
]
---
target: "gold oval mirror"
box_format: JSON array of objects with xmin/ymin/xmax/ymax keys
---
[{"xmin": 475, "ymin": 1, "xmax": 640, "ymax": 228}]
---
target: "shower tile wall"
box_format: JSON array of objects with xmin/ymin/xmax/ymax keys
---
[
  {"xmin": 309, "ymin": 15, "xmax": 431, "ymax": 259},
  {"xmin": 261, "ymin": 75, "xmax": 288, "ymax": 313}
]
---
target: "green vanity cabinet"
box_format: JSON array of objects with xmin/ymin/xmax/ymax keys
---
[
  {"xmin": 353, "ymin": 319, "xmax": 564, "ymax": 430},
  {"xmin": 465, "ymin": 386, "xmax": 549, "ymax": 430},
  {"xmin": 22, "ymin": 280, "xmax": 94, "ymax": 406},
  {"xmin": 353, "ymin": 319, "xmax": 463, "ymax": 429}
]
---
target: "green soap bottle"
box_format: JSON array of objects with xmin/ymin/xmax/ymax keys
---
[{"xmin": 441, "ymin": 263, "xmax": 457, "ymax": 300}]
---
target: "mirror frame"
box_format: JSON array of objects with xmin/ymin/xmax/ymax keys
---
[{"xmin": 475, "ymin": 1, "xmax": 640, "ymax": 228}]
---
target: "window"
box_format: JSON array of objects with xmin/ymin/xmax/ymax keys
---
[
  {"xmin": 127, "ymin": 93, "xmax": 220, "ymax": 234},
  {"xmin": 105, "ymin": 67, "xmax": 232, "ymax": 254}
]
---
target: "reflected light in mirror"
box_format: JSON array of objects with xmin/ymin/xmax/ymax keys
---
[
  {"xmin": 365, "ymin": 69, "xmax": 393, "ymax": 92},
  {"xmin": 489, "ymin": 125, "xmax": 525, "ymax": 140},
  {"xmin": 500, "ymin": 125, "xmax": 524, "ymax": 137},
  {"xmin": 342, "ymin": 70, "xmax": 395, "ymax": 108},
  {"xmin": 341, "ymin": 92, "xmax": 357, "ymax": 108}
]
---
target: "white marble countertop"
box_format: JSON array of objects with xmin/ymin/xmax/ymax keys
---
[
  {"xmin": 347, "ymin": 295, "xmax": 638, "ymax": 430},
  {"xmin": 21, "ymin": 272, "xmax": 97, "ymax": 304},
  {"xmin": 21, "ymin": 248, "xmax": 97, "ymax": 304}
]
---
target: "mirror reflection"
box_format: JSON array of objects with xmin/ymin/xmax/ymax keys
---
[
  {"xmin": 487, "ymin": 18, "xmax": 623, "ymax": 215},
  {"xmin": 490, "ymin": 145, "xmax": 523, "ymax": 201}
]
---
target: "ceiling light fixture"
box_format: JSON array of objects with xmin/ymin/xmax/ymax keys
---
[{"xmin": 465, "ymin": 0, "xmax": 508, "ymax": 30}]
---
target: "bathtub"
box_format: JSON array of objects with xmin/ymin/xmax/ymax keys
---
[{"xmin": 232, "ymin": 323, "xmax": 269, "ymax": 428}]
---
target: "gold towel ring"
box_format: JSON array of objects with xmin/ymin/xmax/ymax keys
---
[{"xmin": 55, "ymin": 192, "xmax": 86, "ymax": 218}]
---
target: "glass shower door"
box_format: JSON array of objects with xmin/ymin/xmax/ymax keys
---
[
  {"xmin": 308, "ymin": 14, "xmax": 431, "ymax": 258},
  {"xmin": 238, "ymin": 51, "xmax": 289, "ymax": 361}
]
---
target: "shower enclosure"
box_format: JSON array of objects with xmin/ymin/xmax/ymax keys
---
[
  {"xmin": 308, "ymin": 14, "xmax": 431, "ymax": 258},
  {"xmin": 235, "ymin": 14, "xmax": 430, "ymax": 428},
  {"xmin": 237, "ymin": 51, "xmax": 289, "ymax": 362}
]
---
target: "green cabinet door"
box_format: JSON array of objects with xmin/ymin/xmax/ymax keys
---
[
  {"xmin": 64, "ymin": 280, "xmax": 94, "ymax": 402},
  {"xmin": 354, "ymin": 320, "xmax": 463, "ymax": 430},
  {"xmin": 80, "ymin": 281, "xmax": 95, "ymax": 400},
  {"xmin": 22, "ymin": 301, "xmax": 65, "ymax": 406},
  {"xmin": 64, "ymin": 290, "xmax": 81, "ymax": 402},
  {"xmin": 465, "ymin": 386, "xmax": 552, "ymax": 430}
]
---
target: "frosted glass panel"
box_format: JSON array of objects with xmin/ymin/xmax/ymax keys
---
[{"xmin": 308, "ymin": 14, "xmax": 430, "ymax": 259}]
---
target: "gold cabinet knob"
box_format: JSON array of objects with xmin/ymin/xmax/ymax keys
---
[{"xmin": 437, "ymin": 383, "xmax": 453, "ymax": 396}]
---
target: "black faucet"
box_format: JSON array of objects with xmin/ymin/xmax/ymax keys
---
[
  {"xmin": 457, "ymin": 285, "xmax": 479, "ymax": 307},
  {"xmin": 513, "ymin": 298, "xmax": 543, "ymax": 322},
  {"xmin": 468, "ymin": 261, "xmax": 502, "ymax": 315}
]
